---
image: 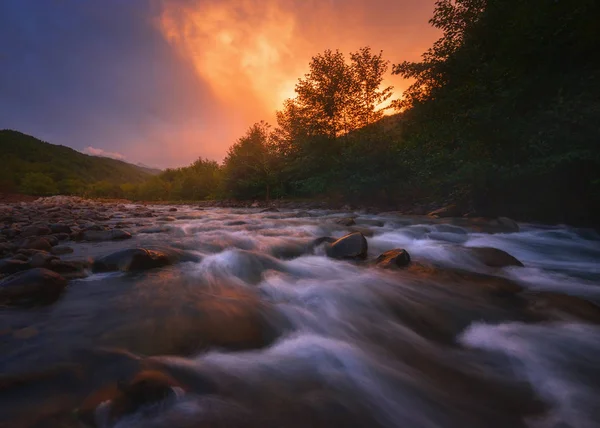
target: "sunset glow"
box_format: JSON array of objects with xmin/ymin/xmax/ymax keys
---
[
  {"xmin": 1, "ymin": 0, "xmax": 440, "ymax": 167},
  {"xmin": 157, "ymin": 0, "xmax": 440, "ymax": 130}
]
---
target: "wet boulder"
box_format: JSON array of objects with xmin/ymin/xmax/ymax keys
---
[
  {"xmin": 30, "ymin": 252, "xmax": 59, "ymax": 268},
  {"xmin": 225, "ymin": 220, "xmax": 247, "ymax": 226},
  {"xmin": 465, "ymin": 247, "xmax": 524, "ymax": 268},
  {"xmin": 325, "ymin": 232, "xmax": 368, "ymax": 260},
  {"xmin": 52, "ymin": 232, "xmax": 70, "ymax": 241},
  {"xmin": 0, "ymin": 242, "xmax": 15, "ymax": 257},
  {"xmin": 334, "ymin": 217, "xmax": 356, "ymax": 226},
  {"xmin": 93, "ymin": 248, "xmax": 178, "ymax": 273},
  {"xmin": 259, "ymin": 207, "xmax": 279, "ymax": 213},
  {"xmin": 496, "ymin": 217, "xmax": 520, "ymax": 233},
  {"xmin": 139, "ymin": 226, "xmax": 171, "ymax": 234},
  {"xmin": 19, "ymin": 236, "xmax": 52, "ymax": 252},
  {"xmin": 51, "ymin": 245, "xmax": 74, "ymax": 255},
  {"xmin": 0, "ymin": 268, "xmax": 67, "ymax": 306},
  {"xmin": 49, "ymin": 223, "xmax": 72, "ymax": 234},
  {"xmin": 428, "ymin": 204, "xmax": 463, "ymax": 218},
  {"xmin": 82, "ymin": 229, "xmax": 132, "ymax": 242},
  {"xmin": 83, "ymin": 370, "xmax": 188, "ymax": 426},
  {"xmin": 97, "ymin": 282, "xmax": 283, "ymax": 356},
  {"xmin": 376, "ymin": 249, "xmax": 411, "ymax": 269},
  {"xmin": 82, "ymin": 224, "xmax": 105, "ymax": 232},
  {"xmin": 11, "ymin": 253, "xmax": 30, "ymax": 261},
  {"xmin": 311, "ymin": 236, "xmax": 337, "ymax": 249},
  {"xmin": 448, "ymin": 217, "xmax": 521, "ymax": 234},
  {"xmin": 0, "ymin": 348, "xmax": 146, "ymax": 427},
  {"xmin": 348, "ymin": 226, "xmax": 375, "ymax": 237},
  {"xmin": 42, "ymin": 235, "xmax": 59, "ymax": 247},
  {"xmin": 20, "ymin": 225, "xmax": 52, "ymax": 238},
  {"xmin": 0, "ymin": 258, "xmax": 30, "ymax": 275},
  {"xmin": 355, "ymin": 218, "xmax": 385, "ymax": 227},
  {"xmin": 526, "ymin": 292, "xmax": 600, "ymax": 323},
  {"xmin": 48, "ymin": 259, "xmax": 90, "ymax": 279}
]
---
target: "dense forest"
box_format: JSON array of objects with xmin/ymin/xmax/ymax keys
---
[
  {"xmin": 0, "ymin": 130, "xmax": 157, "ymax": 197},
  {"xmin": 7, "ymin": 0, "xmax": 600, "ymax": 225}
]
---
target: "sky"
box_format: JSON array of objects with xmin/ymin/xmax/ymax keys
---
[{"xmin": 0, "ymin": 0, "xmax": 439, "ymax": 168}]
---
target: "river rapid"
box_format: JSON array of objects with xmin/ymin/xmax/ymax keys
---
[{"xmin": 1, "ymin": 203, "xmax": 600, "ymax": 428}]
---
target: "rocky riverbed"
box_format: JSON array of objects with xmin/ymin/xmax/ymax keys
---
[{"xmin": 1, "ymin": 196, "xmax": 599, "ymax": 428}]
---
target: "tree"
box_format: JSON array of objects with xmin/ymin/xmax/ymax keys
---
[
  {"xmin": 58, "ymin": 178, "xmax": 85, "ymax": 195},
  {"xmin": 223, "ymin": 122, "xmax": 280, "ymax": 200},
  {"xmin": 19, "ymin": 172, "xmax": 58, "ymax": 196},
  {"xmin": 391, "ymin": 0, "xmax": 486, "ymax": 110},
  {"xmin": 349, "ymin": 47, "xmax": 393, "ymax": 126},
  {"xmin": 294, "ymin": 49, "xmax": 357, "ymax": 138}
]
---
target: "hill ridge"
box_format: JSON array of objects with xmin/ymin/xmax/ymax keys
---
[{"xmin": 0, "ymin": 129, "xmax": 159, "ymax": 195}]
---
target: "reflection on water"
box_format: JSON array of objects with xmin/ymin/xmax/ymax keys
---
[{"xmin": 1, "ymin": 206, "xmax": 599, "ymax": 428}]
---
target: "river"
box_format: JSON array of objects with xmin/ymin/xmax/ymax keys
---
[{"xmin": 1, "ymin": 204, "xmax": 599, "ymax": 428}]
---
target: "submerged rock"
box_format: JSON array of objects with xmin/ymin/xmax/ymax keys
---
[
  {"xmin": 29, "ymin": 251, "xmax": 59, "ymax": 268},
  {"xmin": 93, "ymin": 248, "xmax": 171, "ymax": 272},
  {"xmin": 0, "ymin": 258, "xmax": 30, "ymax": 275},
  {"xmin": 82, "ymin": 229, "xmax": 132, "ymax": 242},
  {"xmin": 325, "ymin": 232, "xmax": 368, "ymax": 260},
  {"xmin": 51, "ymin": 245, "xmax": 74, "ymax": 255},
  {"xmin": 526, "ymin": 292, "xmax": 600, "ymax": 323},
  {"xmin": 0, "ymin": 268, "xmax": 67, "ymax": 306},
  {"xmin": 376, "ymin": 249, "xmax": 411, "ymax": 269},
  {"xmin": 225, "ymin": 220, "xmax": 247, "ymax": 226},
  {"xmin": 19, "ymin": 236, "xmax": 52, "ymax": 251},
  {"xmin": 334, "ymin": 217, "xmax": 356, "ymax": 226},
  {"xmin": 49, "ymin": 223, "xmax": 72, "ymax": 234},
  {"xmin": 92, "ymin": 247, "xmax": 197, "ymax": 273},
  {"xmin": 20, "ymin": 225, "xmax": 52, "ymax": 238},
  {"xmin": 465, "ymin": 247, "xmax": 524, "ymax": 268},
  {"xmin": 48, "ymin": 259, "xmax": 90, "ymax": 279}
]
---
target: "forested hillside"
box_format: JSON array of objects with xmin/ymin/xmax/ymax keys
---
[{"xmin": 0, "ymin": 130, "xmax": 156, "ymax": 196}]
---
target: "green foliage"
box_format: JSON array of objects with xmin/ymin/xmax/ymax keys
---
[
  {"xmin": 388, "ymin": 0, "xmax": 600, "ymax": 223},
  {"xmin": 19, "ymin": 172, "xmax": 58, "ymax": 196},
  {"xmin": 0, "ymin": 130, "xmax": 156, "ymax": 196},
  {"xmin": 289, "ymin": 47, "xmax": 392, "ymax": 139},
  {"xmin": 222, "ymin": 122, "xmax": 281, "ymax": 200}
]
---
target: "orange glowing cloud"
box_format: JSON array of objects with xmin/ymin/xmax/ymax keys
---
[
  {"xmin": 157, "ymin": 0, "xmax": 439, "ymax": 125},
  {"xmin": 158, "ymin": 0, "xmax": 303, "ymax": 117}
]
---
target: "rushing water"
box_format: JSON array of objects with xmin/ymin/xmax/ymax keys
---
[{"xmin": 1, "ymin": 206, "xmax": 600, "ymax": 428}]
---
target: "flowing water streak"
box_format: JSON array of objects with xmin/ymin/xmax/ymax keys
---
[{"xmin": 3, "ymin": 206, "xmax": 600, "ymax": 428}]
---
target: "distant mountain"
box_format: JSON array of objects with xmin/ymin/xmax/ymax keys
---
[{"xmin": 0, "ymin": 130, "xmax": 155, "ymax": 194}]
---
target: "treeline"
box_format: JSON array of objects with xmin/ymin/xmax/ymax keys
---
[
  {"xmin": 123, "ymin": 0, "xmax": 600, "ymax": 225},
  {"xmin": 10, "ymin": 0, "xmax": 600, "ymax": 224},
  {"xmin": 95, "ymin": 47, "xmax": 402, "ymax": 203}
]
